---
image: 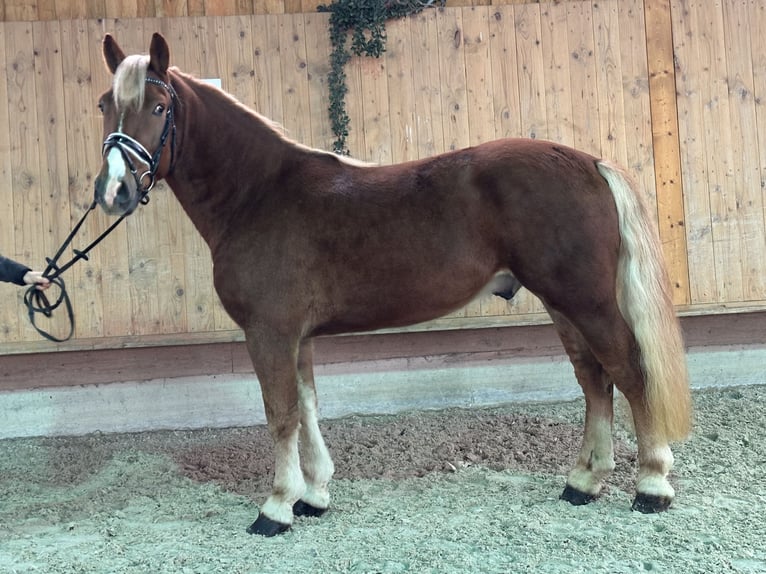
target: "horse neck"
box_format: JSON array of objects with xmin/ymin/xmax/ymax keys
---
[{"xmin": 165, "ymin": 74, "xmax": 294, "ymax": 253}]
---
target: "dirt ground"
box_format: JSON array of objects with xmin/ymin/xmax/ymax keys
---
[{"xmin": 1, "ymin": 384, "xmax": 764, "ymax": 574}]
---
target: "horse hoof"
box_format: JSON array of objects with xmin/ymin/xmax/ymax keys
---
[
  {"xmin": 632, "ymin": 493, "xmax": 672, "ymax": 513},
  {"xmin": 293, "ymin": 500, "xmax": 328, "ymax": 518},
  {"xmin": 246, "ymin": 513, "xmax": 291, "ymax": 537},
  {"xmin": 560, "ymin": 484, "xmax": 597, "ymax": 506}
]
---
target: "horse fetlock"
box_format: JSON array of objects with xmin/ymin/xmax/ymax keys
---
[
  {"xmin": 259, "ymin": 495, "xmax": 299, "ymax": 528},
  {"xmin": 635, "ymin": 473, "xmax": 675, "ymax": 500},
  {"xmin": 299, "ymin": 482, "xmax": 331, "ymax": 511},
  {"xmin": 565, "ymin": 467, "xmax": 605, "ymax": 498}
]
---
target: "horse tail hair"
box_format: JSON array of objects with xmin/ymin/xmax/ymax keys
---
[{"xmin": 596, "ymin": 160, "xmax": 692, "ymax": 442}]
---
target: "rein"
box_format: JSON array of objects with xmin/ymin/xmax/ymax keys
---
[{"xmin": 25, "ymin": 76, "xmax": 177, "ymax": 343}]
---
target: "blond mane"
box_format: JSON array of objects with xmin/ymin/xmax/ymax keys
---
[{"xmin": 113, "ymin": 54, "xmax": 149, "ymax": 111}]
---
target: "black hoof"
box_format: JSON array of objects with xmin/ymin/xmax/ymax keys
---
[
  {"xmin": 293, "ymin": 500, "xmax": 328, "ymax": 518},
  {"xmin": 632, "ymin": 493, "xmax": 672, "ymax": 514},
  {"xmin": 560, "ymin": 484, "xmax": 597, "ymax": 506},
  {"xmin": 246, "ymin": 513, "xmax": 291, "ymax": 537}
]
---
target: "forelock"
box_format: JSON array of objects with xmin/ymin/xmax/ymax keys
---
[{"xmin": 113, "ymin": 54, "xmax": 149, "ymax": 111}]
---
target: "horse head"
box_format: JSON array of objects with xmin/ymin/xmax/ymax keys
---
[{"xmin": 94, "ymin": 33, "xmax": 177, "ymax": 216}]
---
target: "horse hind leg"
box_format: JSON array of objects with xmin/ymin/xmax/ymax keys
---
[
  {"xmin": 293, "ymin": 339, "xmax": 335, "ymax": 518},
  {"xmin": 546, "ymin": 307, "xmax": 617, "ymax": 505},
  {"xmin": 551, "ymin": 301, "xmax": 677, "ymax": 513}
]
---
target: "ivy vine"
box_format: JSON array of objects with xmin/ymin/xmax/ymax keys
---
[{"xmin": 317, "ymin": 0, "xmax": 445, "ymax": 155}]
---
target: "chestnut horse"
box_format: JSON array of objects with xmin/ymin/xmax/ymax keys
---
[{"xmin": 94, "ymin": 33, "xmax": 691, "ymax": 536}]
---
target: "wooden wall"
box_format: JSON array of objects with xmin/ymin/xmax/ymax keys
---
[
  {"xmin": 2, "ymin": 0, "xmax": 542, "ymax": 21},
  {"xmin": 1, "ymin": 0, "xmax": 764, "ymax": 355}
]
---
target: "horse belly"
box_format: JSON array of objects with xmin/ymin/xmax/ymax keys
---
[{"xmin": 311, "ymin": 256, "xmax": 500, "ymax": 336}]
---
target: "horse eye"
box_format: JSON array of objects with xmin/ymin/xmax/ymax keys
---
[{"xmin": 153, "ymin": 104, "xmax": 165, "ymax": 116}]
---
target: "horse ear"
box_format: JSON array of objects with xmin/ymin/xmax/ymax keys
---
[
  {"xmin": 102, "ymin": 34, "xmax": 125, "ymax": 75},
  {"xmin": 149, "ymin": 33, "xmax": 170, "ymax": 76}
]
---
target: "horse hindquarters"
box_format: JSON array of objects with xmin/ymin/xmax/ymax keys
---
[{"xmin": 537, "ymin": 161, "xmax": 691, "ymax": 512}]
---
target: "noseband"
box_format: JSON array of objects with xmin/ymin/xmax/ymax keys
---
[{"xmin": 101, "ymin": 76, "xmax": 178, "ymax": 196}]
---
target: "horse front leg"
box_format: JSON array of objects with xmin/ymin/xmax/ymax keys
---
[
  {"xmin": 293, "ymin": 339, "xmax": 335, "ymax": 517},
  {"xmin": 245, "ymin": 331, "xmax": 306, "ymax": 537}
]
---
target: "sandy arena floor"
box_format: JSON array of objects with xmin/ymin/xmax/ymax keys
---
[{"xmin": 1, "ymin": 384, "xmax": 764, "ymax": 573}]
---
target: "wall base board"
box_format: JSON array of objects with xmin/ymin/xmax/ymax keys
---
[{"xmin": 2, "ymin": 344, "xmax": 763, "ymax": 439}]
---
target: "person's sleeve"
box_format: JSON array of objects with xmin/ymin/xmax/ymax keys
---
[{"xmin": 0, "ymin": 255, "xmax": 31, "ymax": 286}]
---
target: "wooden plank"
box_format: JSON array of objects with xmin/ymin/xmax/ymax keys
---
[
  {"xmin": 301, "ymin": 0, "xmax": 323, "ymax": 12},
  {"xmin": 60, "ymin": 19, "xmax": 108, "ymax": 339},
  {"xmin": 3, "ymin": 1, "xmax": 37, "ymax": 20},
  {"xmin": 409, "ymin": 8, "xmax": 445, "ymax": 157},
  {"xmin": 0, "ymin": 24, "xmax": 21, "ymax": 342},
  {"xmin": 341, "ymin": 35, "xmax": 367, "ymax": 159},
  {"xmin": 642, "ymin": 0, "xmax": 693, "ymax": 305},
  {"xmin": 303, "ymin": 11, "xmax": 334, "ymax": 151},
  {"xmin": 513, "ymin": 4, "xmax": 547, "ymax": 142},
  {"xmin": 436, "ymin": 7, "xmax": 470, "ymax": 153},
  {"xmin": 629, "ymin": 0, "xmax": 688, "ymax": 303},
  {"xmin": 283, "ymin": 0, "xmax": 302, "ymax": 13},
  {"xmin": 253, "ymin": 0, "xmax": 284, "ymax": 15},
  {"xmin": 31, "ymin": 21, "xmax": 75, "ymax": 339},
  {"xmin": 204, "ymin": 0, "xmax": 233, "ymax": 16},
  {"xmin": 6, "ymin": 23, "xmax": 47, "ymax": 341},
  {"xmin": 722, "ymin": 0, "xmax": 766, "ymax": 301},
  {"xmin": 751, "ymin": 0, "xmax": 766, "ymax": 286},
  {"xmin": 156, "ymin": 0, "xmax": 186, "ymax": 17},
  {"xmin": 695, "ymin": 1, "xmax": 742, "ymax": 303},
  {"xmin": 278, "ymin": 13, "xmax": 312, "ymax": 147},
  {"xmin": 671, "ymin": 0, "xmax": 716, "ymax": 304},
  {"xmin": 251, "ymin": 14, "xmax": 284, "ymax": 121},
  {"xmin": 627, "ymin": 0, "xmax": 660, "ymax": 203},
  {"xmin": 357, "ymin": 33, "xmax": 391, "ymax": 164},
  {"xmin": 566, "ymin": 1, "xmax": 600, "ymax": 156},
  {"xmin": 37, "ymin": 0, "xmax": 57, "ymax": 21},
  {"xmin": 385, "ymin": 15, "xmax": 418, "ymax": 163},
  {"xmin": 592, "ymin": 0, "xmax": 627, "ymax": 165},
  {"xmin": 488, "ymin": 6, "xmax": 522, "ymax": 140},
  {"xmin": 104, "ymin": 0, "xmax": 140, "ymax": 18},
  {"xmin": 540, "ymin": 0, "xmax": 574, "ymax": 146},
  {"xmin": 462, "ymin": 7, "xmax": 494, "ymax": 147}
]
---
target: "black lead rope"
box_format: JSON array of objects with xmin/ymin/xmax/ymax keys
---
[{"xmin": 24, "ymin": 193, "xmax": 150, "ymax": 343}]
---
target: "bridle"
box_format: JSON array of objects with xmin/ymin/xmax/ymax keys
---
[
  {"xmin": 24, "ymin": 76, "xmax": 179, "ymax": 343},
  {"xmin": 101, "ymin": 76, "xmax": 178, "ymax": 196}
]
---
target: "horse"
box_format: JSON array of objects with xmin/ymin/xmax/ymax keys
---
[{"xmin": 94, "ymin": 33, "xmax": 692, "ymax": 537}]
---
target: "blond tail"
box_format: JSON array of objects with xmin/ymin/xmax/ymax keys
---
[{"xmin": 596, "ymin": 160, "xmax": 692, "ymax": 442}]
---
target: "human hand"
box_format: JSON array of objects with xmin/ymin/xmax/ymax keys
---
[{"xmin": 23, "ymin": 271, "xmax": 51, "ymax": 290}]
